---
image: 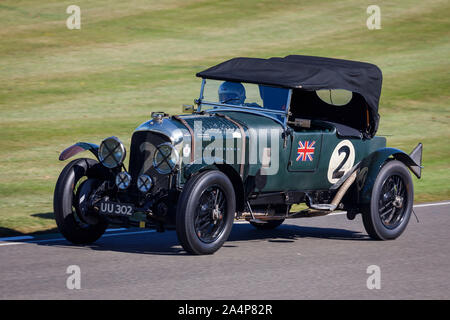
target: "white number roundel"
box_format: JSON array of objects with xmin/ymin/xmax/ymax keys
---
[{"xmin": 327, "ymin": 140, "xmax": 355, "ymax": 184}]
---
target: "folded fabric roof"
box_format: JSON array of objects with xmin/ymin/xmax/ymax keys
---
[{"xmin": 196, "ymin": 55, "xmax": 383, "ymax": 137}]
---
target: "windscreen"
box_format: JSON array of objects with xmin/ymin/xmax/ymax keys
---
[{"xmin": 200, "ymin": 79, "xmax": 289, "ymax": 122}]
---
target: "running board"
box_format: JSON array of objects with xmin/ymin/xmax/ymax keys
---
[
  {"xmin": 309, "ymin": 203, "xmax": 337, "ymax": 211},
  {"xmin": 287, "ymin": 209, "xmax": 336, "ymax": 218}
]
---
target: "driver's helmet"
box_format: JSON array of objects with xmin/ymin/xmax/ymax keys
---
[{"xmin": 218, "ymin": 81, "xmax": 246, "ymax": 105}]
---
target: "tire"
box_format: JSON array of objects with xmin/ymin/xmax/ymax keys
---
[
  {"xmin": 249, "ymin": 219, "xmax": 285, "ymax": 230},
  {"xmin": 53, "ymin": 158, "xmax": 108, "ymax": 245},
  {"xmin": 176, "ymin": 170, "xmax": 236, "ymax": 255},
  {"xmin": 362, "ymin": 160, "xmax": 414, "ymax": 240}
]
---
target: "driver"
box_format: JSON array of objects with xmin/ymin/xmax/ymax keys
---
[{"xmin": 218, "ymin": 81, "xmax": 246, "ymax": 105}]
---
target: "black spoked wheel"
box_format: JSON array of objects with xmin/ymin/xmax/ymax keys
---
[
  {"xmin": 54, "ymin": 158, "xmax": 108, "ymax": 245},
  {"xmin": 378, "ymin": 175, "xmax": 408, "ymax": 229},
  {"xmin": 195, "ymin": 185, "xmax": 228, "ymax": 243},
  {"xmin": 363, "ymin": 160, "xmax": 414, "ymax": 240},
  {"xmin": 176, "ymin": 170, "xmax": 235, "ymax": 255}
]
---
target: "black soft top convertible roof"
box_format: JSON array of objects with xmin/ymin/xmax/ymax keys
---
[{"xmin": 197, "ymin": 55, "xmax": 383, "ymax": 137}]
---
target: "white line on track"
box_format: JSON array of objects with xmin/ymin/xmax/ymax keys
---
[
  {"xmin": 0, "ymin": 242, "xmax": 29, "ymax": 246},
  {"xmin": 0, "ymin": 201, "xmax": 448, "ymax": 247},
  {"xmin": 29, "ymin": 230, "xmax": 157, "ymax": 244},
  {"xmin": 413, "ymin": 202, "xmax": 450, "ymax": 208},
  {"xmin": 307, "ymin": 202, "xmax": 450, "ymax": 216},
  {"xmin": 0, "ymin": 230, "xmax": 156, "ymax": 246}
]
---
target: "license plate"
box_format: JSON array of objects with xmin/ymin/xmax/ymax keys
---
[{"xmin": 99, "ymin": 201, "xmax": 134, "ymax": 217}]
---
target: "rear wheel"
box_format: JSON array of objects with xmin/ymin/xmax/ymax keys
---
[
  {"xmin": 53, "ymin": 158, "xmax": 108, "ymax": 244},
  {"xmin": 362, "ymin": 160, "xmax": 413, "ymax": 240},
  {"xmin": 176, "ymin": 170, "xmax": 236, "ymax": 255}
]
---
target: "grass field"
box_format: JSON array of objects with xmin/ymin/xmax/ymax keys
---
[{"xmin": 0, "ymin": 0, "xmax": 449, "ymax": 235}]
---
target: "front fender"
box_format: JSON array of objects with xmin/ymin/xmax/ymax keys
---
[
  {"xmin": 357, "ymin": 143, "xmax": 422, "ymax": 204},
  {"xmin": 183, "ymin": 158, "xmax": 242, "ymax": 180},
  {"xmin": 182, "ymin": 161, "xmax": 245, "ymax": 212},
  {"xmin": 59, "ymin": 142, "xmax": 99, "ymax": 161}
]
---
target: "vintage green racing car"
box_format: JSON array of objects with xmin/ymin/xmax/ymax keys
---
[{"xmin": 54, "ymin": 55, "xmax": 423, "ymax": 254}]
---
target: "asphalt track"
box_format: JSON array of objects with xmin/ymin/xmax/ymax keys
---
[{"xmin": 0, "ymin": 202, "xmax": 449, "ymax": 300}]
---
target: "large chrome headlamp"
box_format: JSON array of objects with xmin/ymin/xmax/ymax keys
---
[
  {"xmin": 98, "ymin": 136, "xmax": 126, "ymax": 169},
  {"xmin": 153, "ymin": 142, "xmax": 180, "ymax": 174}
]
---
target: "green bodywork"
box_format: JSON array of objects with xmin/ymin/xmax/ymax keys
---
[
  {"xmin": 357, "ymin": 147, "xmax": 422, "ymax": 203},
  {"xmin": 61, "ymin": 108, "xmax": 418, "ymax": 208},
  {"xmin": 174, "ymin": 110, "xmax": 407, "ymax": 206}
]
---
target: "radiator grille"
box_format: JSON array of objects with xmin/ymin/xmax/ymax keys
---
[{"xmin": 128, "ymin": 131, "xmax": 171, "ymax": 196}]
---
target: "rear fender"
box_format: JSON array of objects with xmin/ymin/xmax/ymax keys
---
[
  {"xmin": 59, "ymin": 142, "xmax": 99, "ymax": 161},
  {"xmin": 357, "ymin": 143, "xmax": 422, "ymax": 204}
]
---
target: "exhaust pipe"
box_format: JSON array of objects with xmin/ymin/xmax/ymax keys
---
[
  {"xmin": 239, "ymin": 171, "xmax": 358, "ymax": 220},
  {"xmin": 292, "ymin": 170, "xmax": 358, "ymax": 217}
]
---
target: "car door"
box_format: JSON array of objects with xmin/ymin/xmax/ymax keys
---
[{"xmin": 288, "ymin": 130, "xmax": 322, "ymax": 172}]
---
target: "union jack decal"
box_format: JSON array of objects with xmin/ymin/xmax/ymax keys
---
[{"xmin": 296, "ymin": 140, "xmax": 316, "ymax": 162}]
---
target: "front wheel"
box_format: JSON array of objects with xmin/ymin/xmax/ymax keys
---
[
  {"xmin": 362, "ymin": 160, "xmax": 414, "ymax": 240},
  {"xmin": 53, "ymin": 158, "xmax": 108, "ymax": 244},
  {"xmin": 176, "ymin": 170, "xmax": 236, "ymax": 255}
]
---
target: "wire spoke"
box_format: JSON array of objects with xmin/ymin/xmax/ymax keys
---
[
  {"xmin": 198, "ymin": 220, "xmax": 212, "ymax": 233},
  {"xmin": 380, "ymin": 206, "xmax": 394, "ymax": 219},
  {"xmin": 378, "ymin": 174, "xmax": 408, "ymax": 229},
  {"xmin": 379, "ymin": 200, "xmax": 393, "ymax": 214},
  {"xmin": 194, "ymin": 185, "xmax": 227, "ymax": 243}
]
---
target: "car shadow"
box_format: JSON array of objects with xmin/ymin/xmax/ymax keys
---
[
  {"xmin": 230, "ymin": 223, "xmax": 368, "ymax": 242},
  {"xmin": 0, "ymin": 212, "xmax": 57, "ymax": 237},
  {"xmin": 30, "ymin": 212, "xmax": 54, "ymax": 220},
  {"xmin": 31, "ymin": 222, "xmax": 370, "ymax": 256},
  {"xmin": 0, "ymin": 227, "xmax": 28, "ymax": 237}
]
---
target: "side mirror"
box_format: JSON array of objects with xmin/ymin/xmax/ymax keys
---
[{"xmin": 182, "ymin": 104, "xmax": 196, "ymax": 113}]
